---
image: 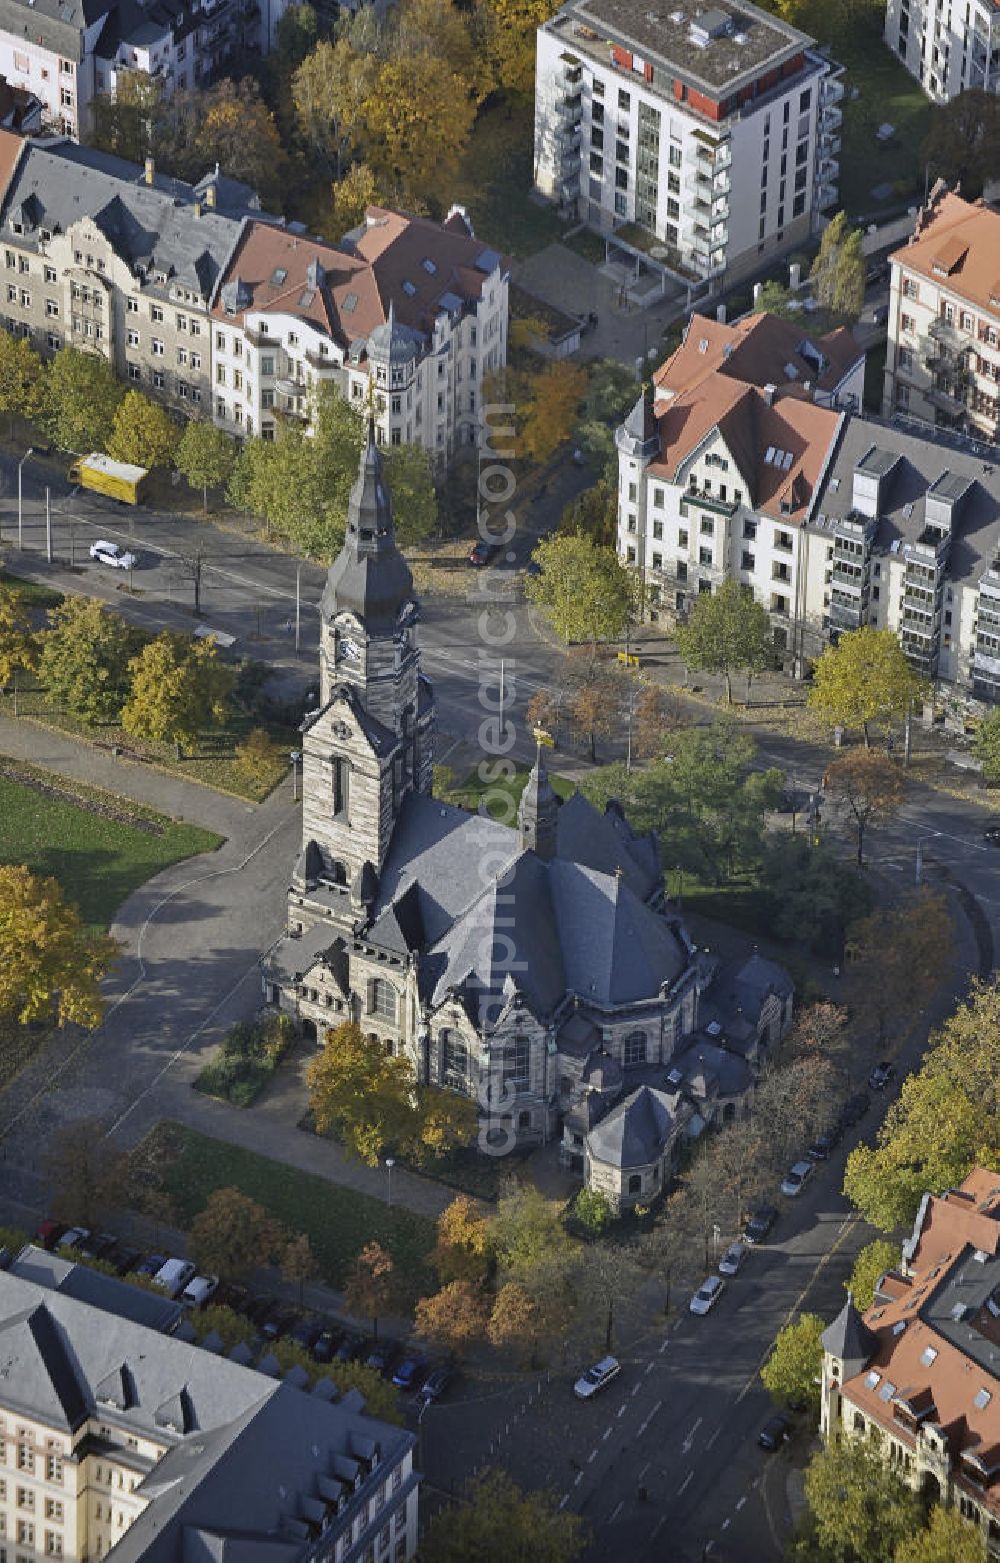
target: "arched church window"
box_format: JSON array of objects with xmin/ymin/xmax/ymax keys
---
[
  {"xmin": 329, "ymin": 861, "xmax": 348, "ymax": 887},
  {"xmin": 623, "ymin": 1030, "xmax": 647, "ymax": 1067},
  {"xmin": 332, "ymin": 757, "xmax": 349, "ymax": 818},
  {"xmin": 628, "ymin": 1174, "xmax": 642, "ymax": 1195},
  {"xmin": 442, "ymin": 1031, "xmax": 468, "ymax": 1090},
  {"xmin": 370, "ymin": 978, "xmax": 397, "ymax": 1021}
]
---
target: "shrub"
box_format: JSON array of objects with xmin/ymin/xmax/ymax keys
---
[{"xmin": 196, "ymin": 1012, "xmax": 294, "ymax": 1106}]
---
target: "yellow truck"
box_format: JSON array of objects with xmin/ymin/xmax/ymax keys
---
[{"xmin": 68, "ymin": 453, "xmax": 149, "ymax": 506}]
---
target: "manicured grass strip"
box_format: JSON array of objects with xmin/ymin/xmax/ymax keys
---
[
  {"xmin": 153, "ymin": 1122, "xmax": 437, "ymax": 1303},
  {"xmin": 0, "ymin": 762, "xmax": 220, "ymax": 930},
  {"xmin": 0, "ymin": 571, "xmax": 64, "ymax": 608},
  {"xmin": 837, "ymin": 22, "xmax": 933, "ymax": 219}
]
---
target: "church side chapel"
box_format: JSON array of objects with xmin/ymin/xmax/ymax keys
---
[{"xmin": 264, "ymin": 424, "xmax": 792, "ymax": 1208}]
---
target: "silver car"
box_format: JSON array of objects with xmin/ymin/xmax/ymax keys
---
[
  {"xmin": 573, "ymin": 1355, "xmax": 621, "ymax": 1399},
  {"xmin": 718, "ymin": 1242, "xmax": 747, "ymax": 1278},
  {"xmin": 90, "ymin": 539, "xmax": 138, "ymax": 570},
  {"xmin": 690, "ymin": 1276, "xmax": 726, "ymax": 1315},
  {"xmin": 781, "ymin": 1160, "xmax": 815, "ymax": 1197}
]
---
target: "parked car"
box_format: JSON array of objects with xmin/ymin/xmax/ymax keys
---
[
  {"xmin": 89, "ymin": 539, "xmax": 138, "ymax": 570},
  {"xmin": 109, "ymin": 1245, "xmax": 144, "ymax": 1277},
  {"xmin": 152, "ymin": 1258, "xmax": 197, "ymax": 1298},
  {"xmin": 780, "ymin": 1161, "xmax": 814, "ymax": 1198},
  {"xmin": 56, "ymin": 1226, "xmax": 91, "ymax": 1252},
  {"xmin": 392, "ymin": 1355, "xmax": 429, "ymax": 1391},
  {"xmin": 260, "ymin": 1305, "xmax": 297, "ymax": 1342},
  {"xmin": 214, "ymin": 1282, "xmax": 250, "ymax": 1315},
  {"xmin": 289, "ymin": 1316, "xmax": 323, "ymax": 1352},
  {"xmin": 573, "ymin": 1355, "xmax": 621, "ymax": 1400},
  {"xmin": 33, "ymin": 1219, "xmax": 65, "ymax": 1251},
  {"xmin": 807, "ymin": 1132, "xmax": 838, "ymax": 1162},
  {"xmin": 180, "ymin": 1274, "xmax": 219, "ymax": 1308},
  {"xmin": 133, "ymin": 1252, "xmax": 167, "ymax": 1279},
  {"xmin": 312, "ymin": 1328, "xmax": 341, "ymax": 1365},
  {"xmin": 334, "ymin": 1333, "xmax": 365, "ymax": 1363},
  {"xmin": 77, "ymin": 1231, "xmax": 117, "ymax": 1262},
  {"xmin": 839, "ymin": 1092, "xmax": 871, "ymax": 1127},
  {"xmin": 758, "ymin": 1412, "xmax": 792, "ymax": 1451},
  {"xmin": 467, "ymin": 540, "xmax": 496, "ymax": 567},
  {"xmin": 690, "ymin": 1276, "xmax": 726, "ymax": 1315},
  {"xmin": 743, "ymin": 1206, "xmax": 778, "ymax": 1244},
  {"xmin": 983, "ymin": 822, "xmax": 1000, "ymax": 846},
  {"xmin": 718, "ymin": 1242, "xmax": 747, "ymax": 1278},
  {"xmin": 364, "ymin": 1341, "xmax": 399, "ymax": 1378},
  {"xmin": 868, "ymin": 1061, "xmax": 895, "ymax": 1090},
  {"xmin": 418, "ymin": 1364, "xmax": 455, "ymax": 1405}
]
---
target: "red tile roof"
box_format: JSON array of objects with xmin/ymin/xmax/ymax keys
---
[
  {"xmin": 654, "ymin": 310, "xmax": 860, "ymax": 403},
  {"xmin": 0, "ymin": 126, "xmax": 26, "ymax": 206},
  {"xmin": 892, "ymin": 189, "xmax": 1000, "ymax": 313}
]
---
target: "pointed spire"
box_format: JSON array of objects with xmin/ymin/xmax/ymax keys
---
[
  {"xmin": 518, "ymin": 739, "xmax": 558, "ymax": 861},
  {"xmin": 319, "ymin": 425, "xmax": 414, "ymax": 630}
]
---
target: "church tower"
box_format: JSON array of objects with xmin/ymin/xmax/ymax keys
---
[
  {"xmin": 518, "ymin": 742, "xmax": 558, "ymax": 860},
  {"xmin": 296, "ymin": 421, "xmax": 434, "ymax": 916}
]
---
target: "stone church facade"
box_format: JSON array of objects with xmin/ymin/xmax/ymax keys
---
[{"xmin": 264, "ymin": 425, "xmax": 761, "ymax": 1154}]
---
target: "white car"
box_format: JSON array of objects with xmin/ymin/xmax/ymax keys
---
[
  {"xmin": 56, "ymin": 1226, "xmax": 90, "ymax": 1252},
  {"xmin": 690, "ymin": 1276, "xmax": 726, "ymax": 1315},
  {"xmin": 718, "ymin": 1242, "xmax": 747, "ymax": 1278},
  {"xmin": 573, "ymin": 1355, "xmax": 621, "ymax": 1400},
  {"xmin": 152, "ymin": 1258, "xmax": 197, "ymax": 1298},
  {"xmin": 781, "ymin": 1160, "xmax": 815, "ymax": 1197},
  {"xmin": 180, "ymin": 1274, "xmax": 219, "ymax": 1308},
  {"xmin": 90, "ymin": 539, "xmax": 137, "ymax": 570}
]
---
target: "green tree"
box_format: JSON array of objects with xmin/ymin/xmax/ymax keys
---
[
  {"xmin": 91, "ymin": 70, "xmax": 163, "ymax": 163},
  {"xmin": 193, "ymin": 1303, "xmax": 256, "ymax": 1351},
  {"xmin": 474, "ymin": 0, "xmax": 559, "ymax": 94},
  {"xmin": 752, "ymin": 279, "xmax": 800, "ymax": 320},
  {"xmin": 322, "ymin": 1358, "xmax": 403, "ymax": 1424},
  {"xmin": 420, "ymin": 1469, "xmax": 588, "ymax": 1563},
  {"xmin": 40, "ymin": 346, "xmax": 123, "ymax": 453},
  {"xmin": 383, "ymin": 442, "xmax": 438, "ymax": 546},
  {"xmin": 571, "ymin": 1187, "xmax": 615, "ymax": 1236},
  {"xmin": 109, "ymin": 391, "xmax": 179, "ymax": 469},
  {"xmin": 44, "ymin": 1118, "xmax": 128, "ymax": 1229},
  {"xmin": 823, "ymin": 748, "xmax": 905, "ymax": 866},
  {"xmin": 343, "ymin": 1241, "xmax": 396, "ymax": 1339},
  {"xmin": 0, "ymin": 327, "xmax": 44, "ymax": 435},
  {"xmin": 844, "ymin": 887, "xmax": 953, "ymax": 1053},
  {"xmin": 811, "ymin": 210, "xmax": 866, "ymax": 321},
  {"xmin": 174, "ymin": 419, "xmax": 236, "ymax": 511},
  {"xmin": 809, "ymin": 626, "xmax": 925, "ymax": 747},
  {"xmin": 306, "ymin": 1020, "xmax": 415, "ymax": 1165},
  {"xmin": 0, "ymin": 586, "xmax": 37, "ymax": 692},
  {"xmin": 361, "ymin": 53, "xmax": 476, "ymax": 208},
  {"xmin": 409, "ymin": 1086, "xmax": 478, "ymax": 1163},
  {"xmin": 292, "ymin": 38, "xmax": 379, "ymax": 179},
  {"xmin": 0, "ymin": 865, "xmax": 118, "ymax": 1028},
  {"xmin": 329, "ymin": 162, "xmax": 380, "ymax": 236},
  {"xmin": 794, "ymin": 1437, "xmax": 923, "ymax": 1563},
  {"xmin": 760, "ymin": 1312, "xmax": 825, "ymax": 1409},
  {"xmin": 759, "ymin": 836, "xmax": 874, "ymax": 951},
  {"xmin": 121, "ymin": 632, "xmax": 235, "ymax": 756},
  {"xmin": 158, "ymin": 79, "xmax": 289, "ymax": 208},
  {"xmin": 189, "ymin": 1187, "xmax": 287, "ymax": 1281},
  {"xmin": 675, "ymin": 577, "xmax": 772, "ymax": 705},
  {"xmin": 846, "ymin": 1239, "xmax": 899, "ymax": 1310},
  {"xmin": 38, "ymin": 597, "xmax": 138, "ymax": 721},
  {"xmin": 973, "ymin": 707, "xmax": 1000, "ymax": 785},
  {"xmin": 843, "ymin": 978, "xmax": 1000, "ymax": 1231},
  {"xmin": 491, "ymin": 1183, "xmax": 574, "ymax": 1280},
  {"xmin": 893, "ymin": 1505, "xmax": 986, "ymax": 1563},
  {"xmin": 526, "ymin": 533, "xmax": 637, "ymax": 648},
  {"xmin": 559, "ymin": 477, "xmax": 617, "ymax": 545},
  {"xmin": 922, "ymin": 88, "xmax": 1000, "ymax": 199}
]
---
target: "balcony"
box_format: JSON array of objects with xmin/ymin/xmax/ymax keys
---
[
  {"xmin": 555, "ymin": 122, "xmax": 582, "ymax": 150},
  {"xmin": 555, "ymin": 94, "xmax": 582, "ymax": 119},
  {"xmin": 559, "ymin": 153, "xmax": 581, "ymax": 180},
  {"xmin": 928, "ymin": 316, "xmax": 969, "ymax": 348},
  {"xmin": 820, "ymin": 102, "xmax": 843, "ymax": 131},
  {"xmin": 821, "ymin": 75, "xmax": 845, "ymax": 105},
  {"xmin": 819, "ymin": 132, "xmax": 841, "ymax": 157},
  {"xmin": 818, "ymin": 155, "xmax": 840, "ymax": 183},
  {"xmin": 815, "ymin": 180, "xmax": 837, "ymax": 210},
  {"xmin": 926, "ymin": 384, "xmax": 967, "ymax": 418},
  {"xmin": 830, "ymin": 571, "xmax": 864, "ymax": 597},
  {"xmin": 693, "ymin": 138, "xmax": 731, "ymax": 171}
]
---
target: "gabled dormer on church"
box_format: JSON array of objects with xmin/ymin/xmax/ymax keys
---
[{"xmin": 298, "ymin": 421, "xmax": 434, "ymax": 913}]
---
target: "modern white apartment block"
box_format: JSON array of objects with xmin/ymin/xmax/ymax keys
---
[
  {"xmin": 534, "ymin": 0, "xmax": 844, "ymax": 284},
  {"xmin": 617, "ymin": 309, "xmax": 1000, "ymax": 702},
  {"xmin": 884, "ymin": 0, "xmax": 1000, "ymax": 100},
  {"xmin": 0, "ymin": 0, "xmax": 276, "ymax": 142},
  {"xmin": 0, "ymin": 1265, "xmax": 420, "ymax": 1563},
  {"xmin": 883, "ymin": 184, "xmax": 1000, "ymax": 447},
  {"xmin": 211, "ymin": 205, "xmax": 509, "ymax": 460}
]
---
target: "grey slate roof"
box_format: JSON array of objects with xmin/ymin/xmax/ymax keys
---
[
  {"xmin": 320, "ymin": 424, "xmax": 415, "ymax": 632},
  {"xmin": 555, "ymin": 792, "xmax": 661, "ymax": 901},
  {"xmin": 0, "ymin": 1272, "xmax": 414, "ymax": 1563},
  {"xmin": 586, "ymin": 1084, "xmax": 679, "ymax": 1169},
  {"xmin": 0, "ymin": 137, "xmax": 259, "ymax": 301},
  {"xmin": 266, "ymin": 923, "xmax": 346, "ymax": 988},
  {"xmin": 821, "ymin": 1295, "xmax": 878, "ymax": 1366},
  {"xmin": 812, "ymin": 416, "xmax": 1000, "ymax": 588},
  {"xmin": 672, "ymin": 1037, "xmax": 753, "ymax": 1097},
  {"xmin": 8, "ymin": 1244, "xmax": 183, "ymax": 1333}
]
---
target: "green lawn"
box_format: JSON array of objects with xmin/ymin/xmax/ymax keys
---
[
  {"xmin": 0, "ymin": 757, "xmax": 220, "ymax": 930},
  {"xmin": 0, "ymin": 571, "xmax": 64, "ymax": 609},
  {"xmin": 837, "ymin": 23, "xmax": 933, "ymax": 218},
  {"xmin": 451, "ymin": 102, "xmax": 568, "ymax": 258},
  {"xmin": 146, "ymin": 1122, "xmax": 437, "ymax": 1303}
]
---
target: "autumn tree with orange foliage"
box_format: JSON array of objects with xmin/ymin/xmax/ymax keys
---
[{"xmin": 414, "ymin": 1280, "xmax": 489, "ymax": 1356}]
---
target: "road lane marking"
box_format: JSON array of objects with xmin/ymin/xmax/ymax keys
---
[
  {"xmin": 706, "ymin": 1426, "xmax": 720, "ymax": 1449},
  {"xmin": 644, "ymin": 1360, "xmax": 655, "ymax": 1376},
  {"xmin": 588, "ymin": 1449, "xmax": 598, "ymax": 1464},
  {"xmin": 637, "ymin": 1462, "xmax": 650, "ymax": 1482},
  {"xmin": 721, "ymin": 1518, "xmax": 731, "ymax": 1531},
  {"xmin": 558, "ymin": 1494, "xmax": 570, "ymax": 1510},
  {"xmin": 637, "ymin": 1400, "xmax": 662, "ymax": 1438},
  {"xmin": 677, "ymin": 1471, "xmax": 693, "ymax": 1496},
  {"xmin": 608, "ymin": 1501, "xmax": 624, "ymax": 1524},
  {"xmin": 681, "ymin": 1416, "xmax": 703, "ymax": 1454},
  {"xmin": 659, "ymin": 1339, "xmax": 669, "ymax": 1354},
  {"xmin": 602, "ymin": 1428, "xmax": 612, "ymax": 1442},
  {"xmin": 736, "ymin": 1496, "xmax": 747, "ymax": 1511},
  {"xmin": 650, "ymin": 1518, "xmax": 667, "ymax": 1541},
  {"xmin": 631, "ymin": 1383, "xmax": 642, "ymax": 1397},
  {"xmin": 617, "ymin": 1404, "xmax": 628, "ymax": 1418},
  {"xmin": 574, "ymin": 1472, "xmax": 583, "ymax": 1487}
]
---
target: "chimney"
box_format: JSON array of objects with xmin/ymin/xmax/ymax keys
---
[
  {"xmin": 763, "ymin": 382, "xmax": 777, "ymax": 406},
  {"xmin": 144, "ymin": 156, "xmax": 155, "ymax": 186},
  {"xmin": 204, "ymin": 183, "xmax": 216, "ymax": 209},
  {"xmin": 716, "ymin": 303, "xmax": 727, "ymax": 324}
]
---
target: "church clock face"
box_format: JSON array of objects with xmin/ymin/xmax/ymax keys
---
[{"xmin": 340, "ymin": 636, "xmax": 361, "ymax": 663}]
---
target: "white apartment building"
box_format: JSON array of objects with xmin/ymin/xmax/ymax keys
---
[
  {"xmin": 883, "ymin": 183, "xmax": 1000, "ymax": 447},
  {"xmin": 884, "ymin": 0, "xmax": 1000, "ymax": 100},
  {"xmin": 0, "ymin": 1263, "xmax": 419, "ymax": 1563},
  {"xmin": 534, "ymin": 0, "xmax": 844, "ymax": 285},
  {"xmin": 211, "ymin": 206, "xmax": 509, "ymax": 460},
  {"xmin": 618, "ymin": 309, "xmax": 1000, "ymax": 702},
  {"xmin": 0, "ymin": 0, "xmax": 276, "ymax": 141}
]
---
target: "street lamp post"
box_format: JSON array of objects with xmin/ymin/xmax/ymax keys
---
[
  {"xmin": 712, "ymin": 1222, "xmax": 721, "ymax": 1258},
  {"xmin": 17, "ymin": 446, "xmax": 33, "ymax": 550},
  {"xmin": 295, "ymin": 561, "xmax": 302, "ymax": 656},
  {"xmin": 385, "ymin": 1157, "xmax": 395, "ymax": 1208},
  {"xmin": 289, "ymin": 750, "xmax": 302, "ymax": 803}
]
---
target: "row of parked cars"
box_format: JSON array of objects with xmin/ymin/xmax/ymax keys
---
[{"xmin": 31, "ymin": 1220, "xmax": 454, "ymax": 1405}]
